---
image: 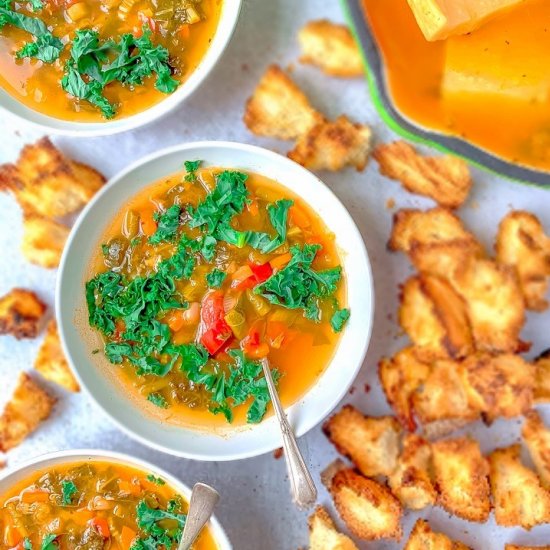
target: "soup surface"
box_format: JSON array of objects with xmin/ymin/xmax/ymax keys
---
[
  {"xmin": 362, "ymin": 0, "xmax": 550, "ymax": 171},
  {"xmin": 85, "ymin": 163, "xmax": 349, "ymax": 429},
  {"xmin": 0, "ymin": 460, "xmax": 217, "ymax": 549},
  {"xmin": 0, "ymin": 0, "xmax": 221, "ymax": 121}
]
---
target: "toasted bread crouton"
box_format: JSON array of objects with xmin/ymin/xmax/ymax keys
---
[
  {"xmin": 0, "ymin": 372, "xmax": 55, "ymax": 451},
  {"xmin": 34, "ymin": 319, "xmax": 79, "ymax": 392},
  {"xmin": 379, "ymin": 347, "xmax": 431, "ymax": 431},
  {"xmin": 298, "ymin": 20, "xmax": 363, "ymax": 77},
  {"xmin": 461, "ymin": 353, "xmax": 534, "ymax": 422},
  {"xmin": 432, "ymin": 437, "xmax": 491, "ymax": 522},
  {"xmin": 388, "ymin": 208, "xmax": 480, "ymax": 255},
  {"xmin": 308, "ymin": 506, "xmax": 358, "ymax": 550},
  {"xmin": 399, "ymin": 275, "xmax": 473, "ymax": 361},
  {"xmin": 506, "ymin": 546, "xmax": 550, "ymax": 550},
  {"xmin": 522, "ymin": 410, "xmax": 550, "ymax": 488},
  {"xmin": 496, "ymin": 211, "xmax": 550, "ymax": 311},
  {"xmin": 374, "ymin": 141, "xmax": 472, "ymax": 209},
  {"xmin": 534, "ymin": 351, "xmax": 550, "ymax": 404},
  {"xmin": 323, "ymin": 406, "xmax": 401, "ymax": 477},
  {"xmin": 288, "ymin": 115, "xmax": 372, "ymax": 172},
  {"xmin": 243, "ymin": 65, "xmax": 323, "ymax": 140},
  {"xmin": 404, "ymin": 519, "xmax": 472, "ymax": 550},
  {"xmin": 489, "ymin": 444, "xmax": 550, "ymax": 529},
  {"xmin": 21, "ymin": 215, "xmax": 70, "ymax": 268},
  {"xmin": 412, "ymin": 358, "xmax": 480, "ymax": 431},
  {"xmin": 330, "ymin": 469, "xmax": 403, "ymax": 541},
  {"xmin": 451, "ymin": 257, "xmax": 525, "ymax": 353},
  {"xmin": 0, "ymin": 288, "xmax": 47, "ymax": 339},
  {"xmin": 389, "ymin": 434, "xmax": 436, "ymax": 510},
  {"xmin": 0, "ymin": 137, "xmax": 105, "ymax": 218}
]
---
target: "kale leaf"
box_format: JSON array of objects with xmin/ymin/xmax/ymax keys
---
[
  {"xmin": 330, "ymin": 308, "xmax": 350, "ymax": 333},
  {"xmin": 61, "ymin": 479, "xmax": 77, "ymax": 505},
  {"xmin": 149, "ymin": 205, "xmax": 181, "ymax": 245},
  {"xmin": 147, "ymin": 392, "xmax": 169, "ymax": 408},
  {"xmin": 206, "ymin": 268, "xmax": 226, "ymax": 288}
]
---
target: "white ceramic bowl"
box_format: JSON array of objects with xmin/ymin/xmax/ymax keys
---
[
  {"xmin": 0, "ymin": 449, "xmax": 232, "ymax": 548},
  {"xmin": 57, "ymin": 141, "xmax": 374, "ymax": 461},
  {"xmin": 0, "ymin": 1, "xmax": 242, "ymax": 136}
]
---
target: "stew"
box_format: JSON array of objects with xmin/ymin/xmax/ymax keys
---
[
  {"xmin": 0, "ymin": 0, "xmax": 221, "ymax": 121},
  {"xmin": 0, "ymin": 460, "xmax": 217, "ymax": 549},
  {"xmin": 85, "ymin": 163, "xmax": 349, "ymax": 428}
]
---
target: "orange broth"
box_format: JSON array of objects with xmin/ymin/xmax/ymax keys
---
[
  {"xmin": 86, "ymin": 166, "xmax": 347, "ymax": 429},
  {"xmin": 0, "ymin": 0, "xmax": 222, "ymax": 121},
  {"xmin": 362, "ymin": 0, "xmax": 550, "ymax": 171},
  {"xmin": 0, "ymin": 461, "xmax": 217, "ymax": 549}
]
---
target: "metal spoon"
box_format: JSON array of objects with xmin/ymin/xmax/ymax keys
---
[
  {"xmin": 261, "ymin": 358, "xmax": 318, "ymax": 509},
  {"xmin": 178, "ymin": 482, "xmax": 220, "ymax": 550}
]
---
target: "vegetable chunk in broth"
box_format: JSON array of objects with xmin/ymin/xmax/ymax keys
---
[
  {"xmin": 0, "ymin": 0, "xmax": 221, "ymax": 121},
  {"xmin": 0, "ymin": 461, "xmax": 218, "ymax": 549},
  {"xmin": 85, "ymin": 163, "xmax": 349, "ymax": 429}
]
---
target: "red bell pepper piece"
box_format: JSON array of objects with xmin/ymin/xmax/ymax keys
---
[
  {"xmin": 249, "ymin": 261, "xmax": 273, "ymax": 283},
  {"xmin": 200, "ymin": 291, "xmax": 232, "ymax": 355}
]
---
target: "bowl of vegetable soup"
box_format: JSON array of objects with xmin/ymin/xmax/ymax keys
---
[
  {"xmin": 0, "ymin": 0, "xmax": 242, "ymax": 135},
  {"xmin": 0, "ymin": 449, "xmax": 232, "ymax": 549},
  {"xmin": 57, "ymin": 141, "xmax": 374, "ymax": 460}
]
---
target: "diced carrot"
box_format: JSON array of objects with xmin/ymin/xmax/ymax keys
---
[
  {"xmin": 244, "ymin": 342, "xmax": 270, "ymax": 359},
  {"xmin": 118, "ymin": 479, "xmax": 141, "ymax": 496},
  {"xmin": 289, "ymin": 205, "xmax": 310, "ymax": 229},
  {"xmin": 138, "ymin": 206, "xmax": 157, "ymax": 236},
  {"xmin": 72, "ymin": 507, "xmax": 94, "ymax": 526},
  {"xmin": 166, "ymin": 310, "xmax": 186, "ymax": 332},
  {"xmin": 121, "ymin": 525, "xmax": 137, "ymax": 549},
  {"xmin": 88, "ymin": 517, "xmax": 110, "ymax": 538},
  {"xmin": 4, "ymin": 522, "xmax": 22, "ymax": 546},
  {"xmin": 269, "ymin": 252, "xmax": 292, "ymax": 271},
  {"xmin": 20, "ymin": 488, "xmax": 50, "ymax": 503},
  {"xmin": 247, "ymin": 199, "xmax": 259, "ymax": 217},
  {"xmin": 178, "ymin": 23, "xmax": 190, "ymax": 39},
  {"xmin": 231, "ymin": 265, "xmax": 253, "ymax": 286}
]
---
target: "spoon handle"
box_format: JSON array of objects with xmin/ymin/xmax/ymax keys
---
[
  {"xmin": 261, "ymin": 359, "xmax": 318, "ymax": 509},
  {"xmin": 178, "ymin": 483, "xmax": 220, "ymax": 550}
]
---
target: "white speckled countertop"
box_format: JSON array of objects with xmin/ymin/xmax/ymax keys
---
[{"xmin": 0, "ymin": 0, "xmax": 549, "ymax": 548}]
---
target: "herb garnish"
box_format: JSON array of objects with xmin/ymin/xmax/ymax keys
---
[
  {"xmin": 0, "ymin": 0, "xmax": 63, "ymax": 63},
  {"xmin": 61, "ymin": 28, "xmax": 178, "ymax": 118},
  {"xmin": 147, "ymin": 392, "xmax": 168, "ymax": 409},
  {"xmin": 184, "ymin": 159, "xmax": 201, "ymax": 182},
  {"xmin": 206, "ymin": 268, "xmax": 226, "ymax": 288},
  {"xmin": 255, "ymin": 244, "xmax": 342, "ymax": 321},
  {"xmin": 331, "ymin": 308, "xmax": 350, "ymax": 332},
  {"xmin": 146, "ymin": 474, "xmax": 165, "ymax": 485},
  {"xmin": 61, "ymin": 479, "xmax": 77, "ymax": 505},
  {"xmin": 132, "ymin": 499, "xmax": 186, "ymax": 549}
]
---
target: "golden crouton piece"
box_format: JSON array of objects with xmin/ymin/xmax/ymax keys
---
[
  {"xmin": 243, "ymin": 64, "xmax": 323, "ymax": 140},
  {"xmin": 413, "ymin": 359, "xmax": 480, "ymax": 435},
  {"xmin": 452, "ymin": 257, "xmax": 525, "ymax": 353},
  {"xmin": 432, "ymin": 437, "xmax": 491, "ymax": 522},
  {"xmin": 330, "ymin": 468, "xmax": 403, "ymax": 541},
  {"xmin": 374, "ymin": 141, "xmax": 472, "ymax": 209},
  {"xmin": 0, "ymin": 372, "xmax": 56, "ymax": 452},
  {"xmin": 522, "ymin": 410, "xmax": 550, "ymax": 489},
  {"xmin": 496, "ymin": 211, "xmax": 550, "ymax": 311},
  {"xmin": 399, "ymin": 275, "xmax": 473, "ymax": 361},
  {"xmin": 298, "ymin": 20, "xmax": 363, "ymax": 77},
  {"xmin": 308, "ymin": 506, "xmax": 358, "ymax": 550},
  {"xmin": 389, "ymin": 434, "xmax": 437, "ymax": 510},
  {"xmin": 288, "ymin": 115, "xmax": 372, "ymax": 172},
  {"xmin": 0, "ymin": 288, "xmax": 47, "ymax": 339},
  {"xmin": 534, "ymin": 351, "xmax": 550, "ymax": 404},
  {"xmin": 323, "ymin": 405, "xmax": 401, "ymax": 477},
  {"xmin": 404, "ymin": 519, "xmax": 472, "ymax": 550},
  {"xmin": 389, "ymin": 207, "xmax": 480, "ymax": 255},
  {"xmin": 489, "ymin": 444, "xmax": 550, "ymax": 529},
  {"xmin": 462, "ymin": 353, "xmax": 535, "ymax": 422},
  {"xmin": 21, "ymin": 215, "xmax": 70, "ymax": 268},
  {"xmin": 34, "ymin": 319, "xmax": 79, "ymax": 392},
  {"xmin": 379, "ymin": 347, "xmax": 431, "ymax": 431},
  {"xmin": 0, "ymin": 137, "xmax": 105, "ymax": 218}
]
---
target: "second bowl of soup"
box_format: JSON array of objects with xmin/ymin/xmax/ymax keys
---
[{"xmin": 57, "ymin": 142, "xmax": 374, "ymax": 460}]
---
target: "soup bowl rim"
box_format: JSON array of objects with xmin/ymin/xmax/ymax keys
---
[
  {"xmin": 0, "ymin": 0, "xmax": 243, "ymax": 137},
  {"xmin": 0, "ymin": 448, "xmax": 233, "ymax": 549},
  {"xmin": 56, "ymin": 140, "xmax": 374, "ymax": 461}
]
